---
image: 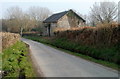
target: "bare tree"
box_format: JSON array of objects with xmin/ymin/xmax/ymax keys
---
[
  {"xmin": 87, "ymin": 16, "xmax": 95, "ymax": 27},
  {"xmin": 28, "ymin": 6, "xmax": 52, "ymax": 21},
  {"xmin": 5, "ymin": 6, "xmax": 23, "ymax": 20},
  {"xmin": 3, "ymin": 6, "xmax": 35, "ymax": 34},
  {"xmin": 27, "ymin": 6, "xmax": 52, "ymax": 33},
  {"xmin": 21, "ymin": 14, "xmax": 37, "ymax": 31},
  {"xmin": 89, "ymin": 2, "xmax": 117, "ymax": 25},
  {"xmin": 3, "ymin": 6, "xmax": 52, "ymax": 34},
  {"xmin": 3, "ymin": 6, "xmax": 24, "ymax": 33}
]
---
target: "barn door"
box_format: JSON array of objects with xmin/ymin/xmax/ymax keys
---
[{"xmin": 48, "ymin": 24, "xmax": 51, "ymax": 36}]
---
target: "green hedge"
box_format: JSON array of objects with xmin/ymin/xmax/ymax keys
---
[
  {"xmin": 24, "ymin": 36, "xmax": 120, "ymax": 65},
  {"xmin": 51, "ymin": 38, "xmax": 119, "ymax": 64}
]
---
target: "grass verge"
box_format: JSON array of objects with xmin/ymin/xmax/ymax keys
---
[
  {"xmin": 23, "ymin": 36, "xmax": 120, "ymax": 71},
  {"xmin": 2, "ymin": 41, "xmax": 36, "ymax": 78}
]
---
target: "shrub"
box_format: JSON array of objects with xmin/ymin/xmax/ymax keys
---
[{"xmin": 54, "ymin": 23, "xmax": 120, "ymax": 47}]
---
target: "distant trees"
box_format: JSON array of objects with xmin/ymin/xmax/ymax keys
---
[
  {"xmin": 2, "ymin": 6, "xmax": 52, "ymax": 34},
  {"xmin": 27, "ymin": 6, "xmax": 52, "ymax": 34},
  {"xmin": 28, "ymin": 6, "xmax": 52, "ymax": 21},
  {"xmin": 88, "ymin": 2, "xmax": 118, "ymax": 26},
  {"xmin": 3, "ymin": 6, "xmax": 24, "ymax": 32}
]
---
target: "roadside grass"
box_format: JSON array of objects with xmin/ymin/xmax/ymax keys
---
[
  {"xmin": 23, "ymin": 36, "xmax": 120, "ymax": 71},
  {"xmin": 2, "ymin": 41, "xmax": 36, "ymax": 78}
]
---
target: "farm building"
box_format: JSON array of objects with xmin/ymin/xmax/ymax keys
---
[{"xmin": 43, "ymin": 9, "xmax": 86, "ymax": 36}]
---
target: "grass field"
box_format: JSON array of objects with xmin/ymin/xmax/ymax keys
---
[{"xmin": 2, "ymin": 41, "xmax": 36, "ymax": 78}]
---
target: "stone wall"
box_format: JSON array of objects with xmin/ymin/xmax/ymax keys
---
[
  {"xmin": 57, "ymin": 15, "xmax": 70, "ymax": 29},
  {"xmin": 42, "ymin": 23, "xmax": 48, "ymax": 36},
  {"xmin": 67, "ymin": 11, "xmax": 85, "ymax": 27},
  {"xmin": 50, "ymin": 23, "xmax": 57, "ymax": 36}
]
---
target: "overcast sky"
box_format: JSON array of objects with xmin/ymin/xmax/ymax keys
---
[{"xmin": 0, "ymin": 0, "xmax": 119, "ymax": 19}]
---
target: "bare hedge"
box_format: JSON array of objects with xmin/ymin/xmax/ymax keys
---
[
  {"xmin": 1, "ymin": 32, "xmax": 20, "ymax": 50},
  {"xmin": 54, "ymin": 23, "xmax": 120, "ymax": 47}
]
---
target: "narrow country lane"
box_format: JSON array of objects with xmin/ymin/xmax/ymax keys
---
[{"xmin": 21, "ymin": 38, "xmax": 119, "ymax": 77}]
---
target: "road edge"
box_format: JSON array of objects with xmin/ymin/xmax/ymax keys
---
[{"xmin": 25, "ymin": 42, "xmax": 45, "ymax": 77}]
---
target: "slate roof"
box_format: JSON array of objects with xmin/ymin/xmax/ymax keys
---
[
  {"xmin": 43, "ymin": 11, "xmax": 68, "ymax": 23},
  {"xmin": 43, "ymin": 10, "xmax": 85, "ymax": 23}
]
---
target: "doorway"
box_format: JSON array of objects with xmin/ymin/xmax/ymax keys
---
[{"xmin": 48, "ymin": 24, "xmax": 51, "ymax": 36}]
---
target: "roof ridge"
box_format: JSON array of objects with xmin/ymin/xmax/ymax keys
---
[
  {"xmin": 43, "ymin": 9, "xmax": 85, "ymax": 23},
  {"xmin": 53, "ymin": 11, "xmax": 68, "ymax": 15}
]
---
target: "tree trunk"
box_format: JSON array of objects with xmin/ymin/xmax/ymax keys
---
[{"xmin": 20, "ymin": 27, "xmax": 23, "ymax": 37}]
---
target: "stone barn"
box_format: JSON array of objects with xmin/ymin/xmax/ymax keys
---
[{"xmin": 43, "ymin": 9, "xmax": 86, "ymax": 36}]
